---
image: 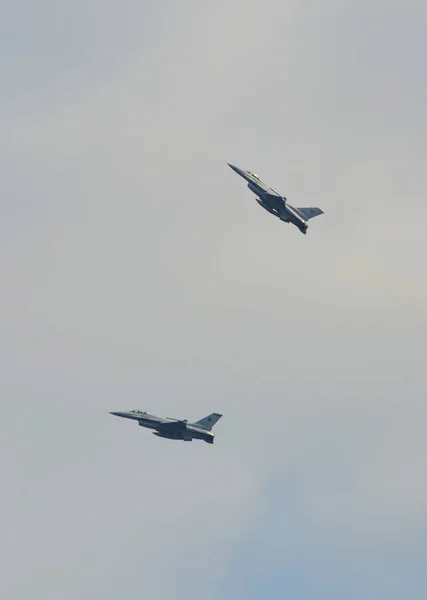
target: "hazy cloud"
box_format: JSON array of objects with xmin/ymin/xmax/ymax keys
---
[{"xmin": 1, "ymin": 1, "xmax": 427, "ymax": 598}]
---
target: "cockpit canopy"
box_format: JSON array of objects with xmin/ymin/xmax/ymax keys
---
[
  {"xmin": 248, "ymin": 171, "xmax": 260, "ymax": 180},
  {"xmin": 131, "ymin": 409, "xmax": 146, "ymax": 414}
]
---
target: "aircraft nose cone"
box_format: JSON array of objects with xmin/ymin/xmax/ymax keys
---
[
  {"xmin": 227, "ymin": 163, "xmax": 245, "ymax": 177},
  {"xmin": 110, "ymin": 411, "xmax": 125, "ymax": 418}
]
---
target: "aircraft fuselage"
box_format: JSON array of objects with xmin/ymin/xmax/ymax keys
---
[
  {"xmin": 228, "ymin": 164, "xmax": 309, "ymax": 234},
  {"xmin": 110, "ymin": 410, "xmax": 215, "ymax": 443}
]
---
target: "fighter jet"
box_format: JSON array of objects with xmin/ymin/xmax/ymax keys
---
[
  {"xmin": 110, "ymin": 409, "xmax": 222, "ymax": 444},
  {"xmin": 227, "ymin": 163, "xmax": 324, "ymax": 234}
]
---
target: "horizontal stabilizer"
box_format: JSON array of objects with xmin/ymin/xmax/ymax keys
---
[{"xmin": 296, "ymin": 207, "xmax": 324, "ymax": 221}]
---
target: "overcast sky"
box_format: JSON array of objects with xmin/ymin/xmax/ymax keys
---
[{"xmin": 1, "ymin": 1, "xmax": 427, "ymax": 599}]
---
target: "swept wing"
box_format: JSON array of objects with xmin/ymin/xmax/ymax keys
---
[{"xmin": 156, "ymin": 420, "xmax": 187, "ymax": 433}]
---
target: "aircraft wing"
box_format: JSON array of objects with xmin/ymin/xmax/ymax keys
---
[
  {"xmin": 156, "ymin": 420, "xmax": 187, "ymax": 433},
  {"xmin": 265, "ymin": 191, "xmax": 285, "ymax": 201},
  {"xmin": 296, "ymin": 207, "xmax": 324, "ymax": 221},
  {"xmin": 268, "ymin": 188, "xmax": 285, "ymax": 199}
]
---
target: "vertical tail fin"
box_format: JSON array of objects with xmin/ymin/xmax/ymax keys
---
[
  {"xmin": 296, "ymin": 207, "xmax": 324, "ymax": 221},
  {"xmin": 193, "ymin": 413, "xmax": 222, "ymax": 431}
]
